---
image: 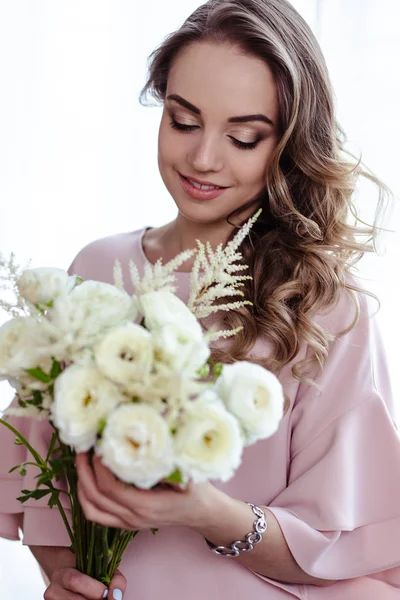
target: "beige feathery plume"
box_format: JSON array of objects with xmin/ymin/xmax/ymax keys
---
[{"xmin": 115, "ymin": 209, "xmax": 262, "ymax": 342}]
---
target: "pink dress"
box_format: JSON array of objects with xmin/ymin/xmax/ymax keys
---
[{"xmin": 1, "ymin": 227, "xmax": 400, "ymax": 599}]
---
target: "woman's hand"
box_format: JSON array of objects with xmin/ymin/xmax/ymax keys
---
[
  {"xmin": 43, "ymin": 566, "xmax": 127, "ymax": 600},
  {"xmin": 76, "ymin": 452, "xmax": 226, "ymax": 532}
]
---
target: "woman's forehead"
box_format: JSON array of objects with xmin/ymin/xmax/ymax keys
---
[{"xmin": 166, "ymin": 41, "xmax": 279, "ymax": 123}]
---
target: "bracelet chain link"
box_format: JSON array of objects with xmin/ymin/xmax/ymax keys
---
[{"xmin": 205, "ymin": 502, "xmax": 268, "ymax": 557}]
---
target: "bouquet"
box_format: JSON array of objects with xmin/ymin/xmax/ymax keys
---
[{"xmin": 0, "ymin": 209, "xmax": 284, "ymax": 585}]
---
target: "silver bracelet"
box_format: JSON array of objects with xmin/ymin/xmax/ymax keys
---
[{"xmin": 205, "ymin": 502, "xmax": 267, "ymax": 557}]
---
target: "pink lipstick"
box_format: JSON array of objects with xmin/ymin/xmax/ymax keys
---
[{"xmin": 178, "ymin": 174, "xmax": 228, "ymax": 201}]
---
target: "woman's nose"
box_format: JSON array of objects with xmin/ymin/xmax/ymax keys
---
[{"xmin": 187, "ymin": 134, "xmax": 224, "ymax": 173}]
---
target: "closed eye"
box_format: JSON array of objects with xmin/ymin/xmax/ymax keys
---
[{"xmin": 169, "ymin": 117, "xmax": 263, "ymax": 151}]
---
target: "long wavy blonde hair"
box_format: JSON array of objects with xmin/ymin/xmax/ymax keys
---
[{"xmin": 141, "ymin": 0, "xmax": 391, "ymax": 404}]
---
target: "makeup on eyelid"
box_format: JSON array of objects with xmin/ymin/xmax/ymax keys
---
[{"xmin": 168, "ymin": 114, "xmax": 265, "ymax": 150}]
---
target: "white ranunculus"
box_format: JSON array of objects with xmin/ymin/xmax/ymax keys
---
[
  {"xmin": 137, "ymin": 291, "xmax": 203, "ymax": 340},
  {"xmin": 51, "ymin": 363, "xmax": 126, "ymax": 453},
  {"xmin": 94, "ymin": 323, "xmax": 154, "ymax": 394},
  {"xmin": 96, "ymin": 404, "xmax": 175, "ymax": 489},
  {"xmin": 152, "ymin": 322, "xmax": 210, "ymax": 376},
  {"xmin": 214, "ymin": 361, "xmax": 284, "ymax": 445},
  {"xmin": 46, "ymin": 280, "xmax": 137, "ymax": 362},
  {"xmin": 174, "ymin": 390, "xmax": 243, "ymax": 484},
  {"xmin": 0, "ymin": 317, "xmax": 53, "ymax": 384},
  {"xmin": 17, "ymin": 267, "xmax": 77, "ymax": 306}
]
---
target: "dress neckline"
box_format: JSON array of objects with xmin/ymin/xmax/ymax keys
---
[{"xmin": 137, "ymin": 226, "xmax": 192, "ymax": 276}]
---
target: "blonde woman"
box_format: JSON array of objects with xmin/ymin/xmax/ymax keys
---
[{"xmin": 1, "ymin": 1, "xmax": 399, "ymax": 598}]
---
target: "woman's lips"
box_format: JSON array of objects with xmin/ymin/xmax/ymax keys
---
[{"xmin": 178, "ymin": 174, "xmax": 228, "ymax": 201}]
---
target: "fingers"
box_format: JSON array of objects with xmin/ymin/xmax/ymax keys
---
[
  {"xmin": 77, "ymin": 478, "xmax": 130, "ymax": 529},
  {"xmin": 44, "ymin": 586, "xmax": 89, "ymax": 600},
  {"xmin": 76, "ymin": 453, "xmax": 133, "ymax": 526},
  {"xmin": 44, "ymin": 587, "xmax": 88, "ymax": 600},
  {"xmin": 44, "ymin": 566, "xmax": 108, "ymax": 599},
  {"xmin": 108, "ymin": 569, "xmax": 128, "ymax": 600}
]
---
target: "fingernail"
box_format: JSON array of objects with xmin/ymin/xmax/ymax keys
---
[
  {"xmin": 103, "ymin": 591, "xmax": 108, "ymax": 599},
  {"xmin": 113, "ymin": 590, "xmax": 123, "ymax": 600}
]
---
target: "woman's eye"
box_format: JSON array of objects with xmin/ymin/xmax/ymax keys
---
[
  {"xmin": 229, "ymin": 137, "xmax": 262, "ymax": 150},
  {"xmin": 169, "ymin": 117, "xmax": 199, "ymax": 132},
  {"xmin": 169, "ymin": 116, "xmax": 262, "ymax": 150}
]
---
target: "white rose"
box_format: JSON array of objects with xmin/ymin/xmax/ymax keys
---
[
  {"xmin": 152, "ymin": 323, "xmax": 210, "ymax": 376},
  {"xmin": 17, "ymin": 267, "xmax": 77, "ymax": 306},
  {"xmin": 0, "ymin": 317, "xmax": 53, "ymax": 385},
  {"xmin": 174, "ymin": 390, "xmax": 243, "ymax": 484},
  {"xmin": 46, "ymin": 280, "xmax": 137, "ymax": 361},
  {"xmin": 214, "ymin": 361, "xmax": 284, "ymax": 445},
  {"xmin": 51, "ymin": 363, "xmax": 126, "ymax": 453},
  {"xmin": 137, "ymin": 291, "xmax": 203, "ymax": 340},
  {"xmin": 94, "ymin": 323, "xmax": 154, "ymax": 394},
  {"xmin": 96, "ymin": 404, "xmax": 175, "ymax": 489}
]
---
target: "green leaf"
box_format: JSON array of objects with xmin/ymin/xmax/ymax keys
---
[
  {"xmin": 17, "ymin": 495, "xmax": 32, "ymax": 504},
  {"xmin": 16, "ymin": 489, "xmax": 33, "ymax": 504},
  {"xmin": 30, "ymin": 391, "xmax": 43, "ymax": 406},
  {"xmin": 74, "ymin": 276, "xmax": 84, "ymax": 286},
  {"xmin": 18, "ymin": 399, "xmax": 26, "ymax": 408},
  {"xmin": 8, "ymin": 464, "xmax": 22, "ymax": 474},
  {"xmin": 150, "ymin": 528, "xmax": 159, "ymax": 535},
  {"xmin": 14, "ymin": 438, "xmax": 25, "ymax": 445},
  {"xmin": 196, "ymin": 363, "xmax": 210, "ymax": 378},
  {"xmin": 48, "ymin": 491, "xmax": 59, "ymax": 508},
  {"xmin": 213, "ymin": 363, "xmax": 223, "ymax": 377},
  {"xmin": 29, "ymin": 488, "xmax": 53, "ymax": 500},
  {"xmin": 35, "ymin": 471, "xmax": 53, "ymax": 486},
  {"xmin": 50, "ymin": 359, "xmax": 62, "ymax": 379},
  {"xmin": 24, "ymin": 367, "xmax": 51, "ymax": 383},
  {"xmin": 97, "ymin": 418, "xmax": 107, "ymax": 436},
  {"xmin": 46, "ymin": 431, "xmax": 58, "ymax": 462},
  {"xmin": 164, "ymin": 469, "xmax": 183, "ymax": 485}
]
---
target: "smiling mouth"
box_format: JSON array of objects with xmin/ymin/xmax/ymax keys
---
[{"xmin": 180, "ymin": 174, "xmax": 226, "ymax": 191}]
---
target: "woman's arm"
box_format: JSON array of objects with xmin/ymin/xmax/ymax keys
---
[
  {"xmin": 192, "ymin": 487, "xmax": 336, "ymax": 587},
  {"xmin": 76, "ymin": 454, "xmax": 336, "ymax": 588}
]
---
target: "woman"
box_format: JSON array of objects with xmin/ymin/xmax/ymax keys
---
[{"xmin": 1, "ymin": 0, "xmax": 399, "ymax": 598}]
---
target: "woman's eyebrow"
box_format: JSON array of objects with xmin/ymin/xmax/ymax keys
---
[{"xmin": 166, "ymin": 94, "xmax": 274, "ymax": 127}]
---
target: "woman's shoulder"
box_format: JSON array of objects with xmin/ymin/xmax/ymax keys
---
[
  {"xmin": 312, "ymin": 273, "xmax": 379, "ymax": 339},
  {"xmin": 67, "ymin": 227, "xmax": 146, "ymax": 283}
]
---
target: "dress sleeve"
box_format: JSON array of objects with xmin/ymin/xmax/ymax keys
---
[
  {"xmin": 266, "ymin": 289, "xmax": 400, "ymax": 581},
  {"xmin": 0, "ymin": 407, "xmax": 31, "ymax": 540}
]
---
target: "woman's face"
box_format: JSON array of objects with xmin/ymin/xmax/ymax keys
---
[{"xmin": 158, "ymin": 41, "xmax": 280, "ymax": 226}]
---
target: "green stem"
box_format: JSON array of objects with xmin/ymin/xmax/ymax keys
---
[
  {"xmin": 0, "ymin": 418, "xmax": 75, "ymax": 546},
  {"xmin": 53, "ymin": 496, "xmax": 74, "ymax": 545},
  {"xmin": 95, "ymin": 526, "xmax": 103, "ymax": 580},
  {"xmin": 0, "ymin": 418, "xmax": 45, "ymax": 466},
  {"xmin": 101, "ymin": 526, "xmax": 110, "ymax": 574},
  {"xmin": 86, "ymin": 521, "xmax": 96, "ymax": 576}
]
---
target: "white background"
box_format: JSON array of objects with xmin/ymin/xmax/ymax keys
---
[{"xmin": 0, "ymin": 0, "xmax": 399, "ymax": 596}]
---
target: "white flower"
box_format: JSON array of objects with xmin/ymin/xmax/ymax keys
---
[
  {"xmin": 94, "ymin": 323, "xmax": 154, "ymax": 394},
  {"xmin": 0, "ymin": 317, "xmax": 53, "ymax": 384},
  {"xmin": 16, "ymin": 267, "xmax": 76, "ymax": 306},
  {"xmin": 137, "ymin": 291, "xmax": 203, "ymax": 340},
  {"xmin": 45, "ymin": 280, "xmax": 137, "ymax": 361},
  {"xmin": 174, "ymin": 390, "xmax": 243, "ymax": 483},
  {"xmin": 152, "ymin": 323, "xmax": 210, "ymax": 377},
  {"xmin": 214, "ymin": 361, "xmax": 284, "ymax": 445},
  {"xmin": 96, "ymin": 404, "xmax": 175, "ymax": 489},
  {"xmin": 51, "ymin": 363, "xmax": 126, "ymax": 453}
]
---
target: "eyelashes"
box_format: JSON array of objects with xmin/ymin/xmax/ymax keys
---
[{"xmin": 168, "ymin": 116, "xmax": 263, "ymax": 151}]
